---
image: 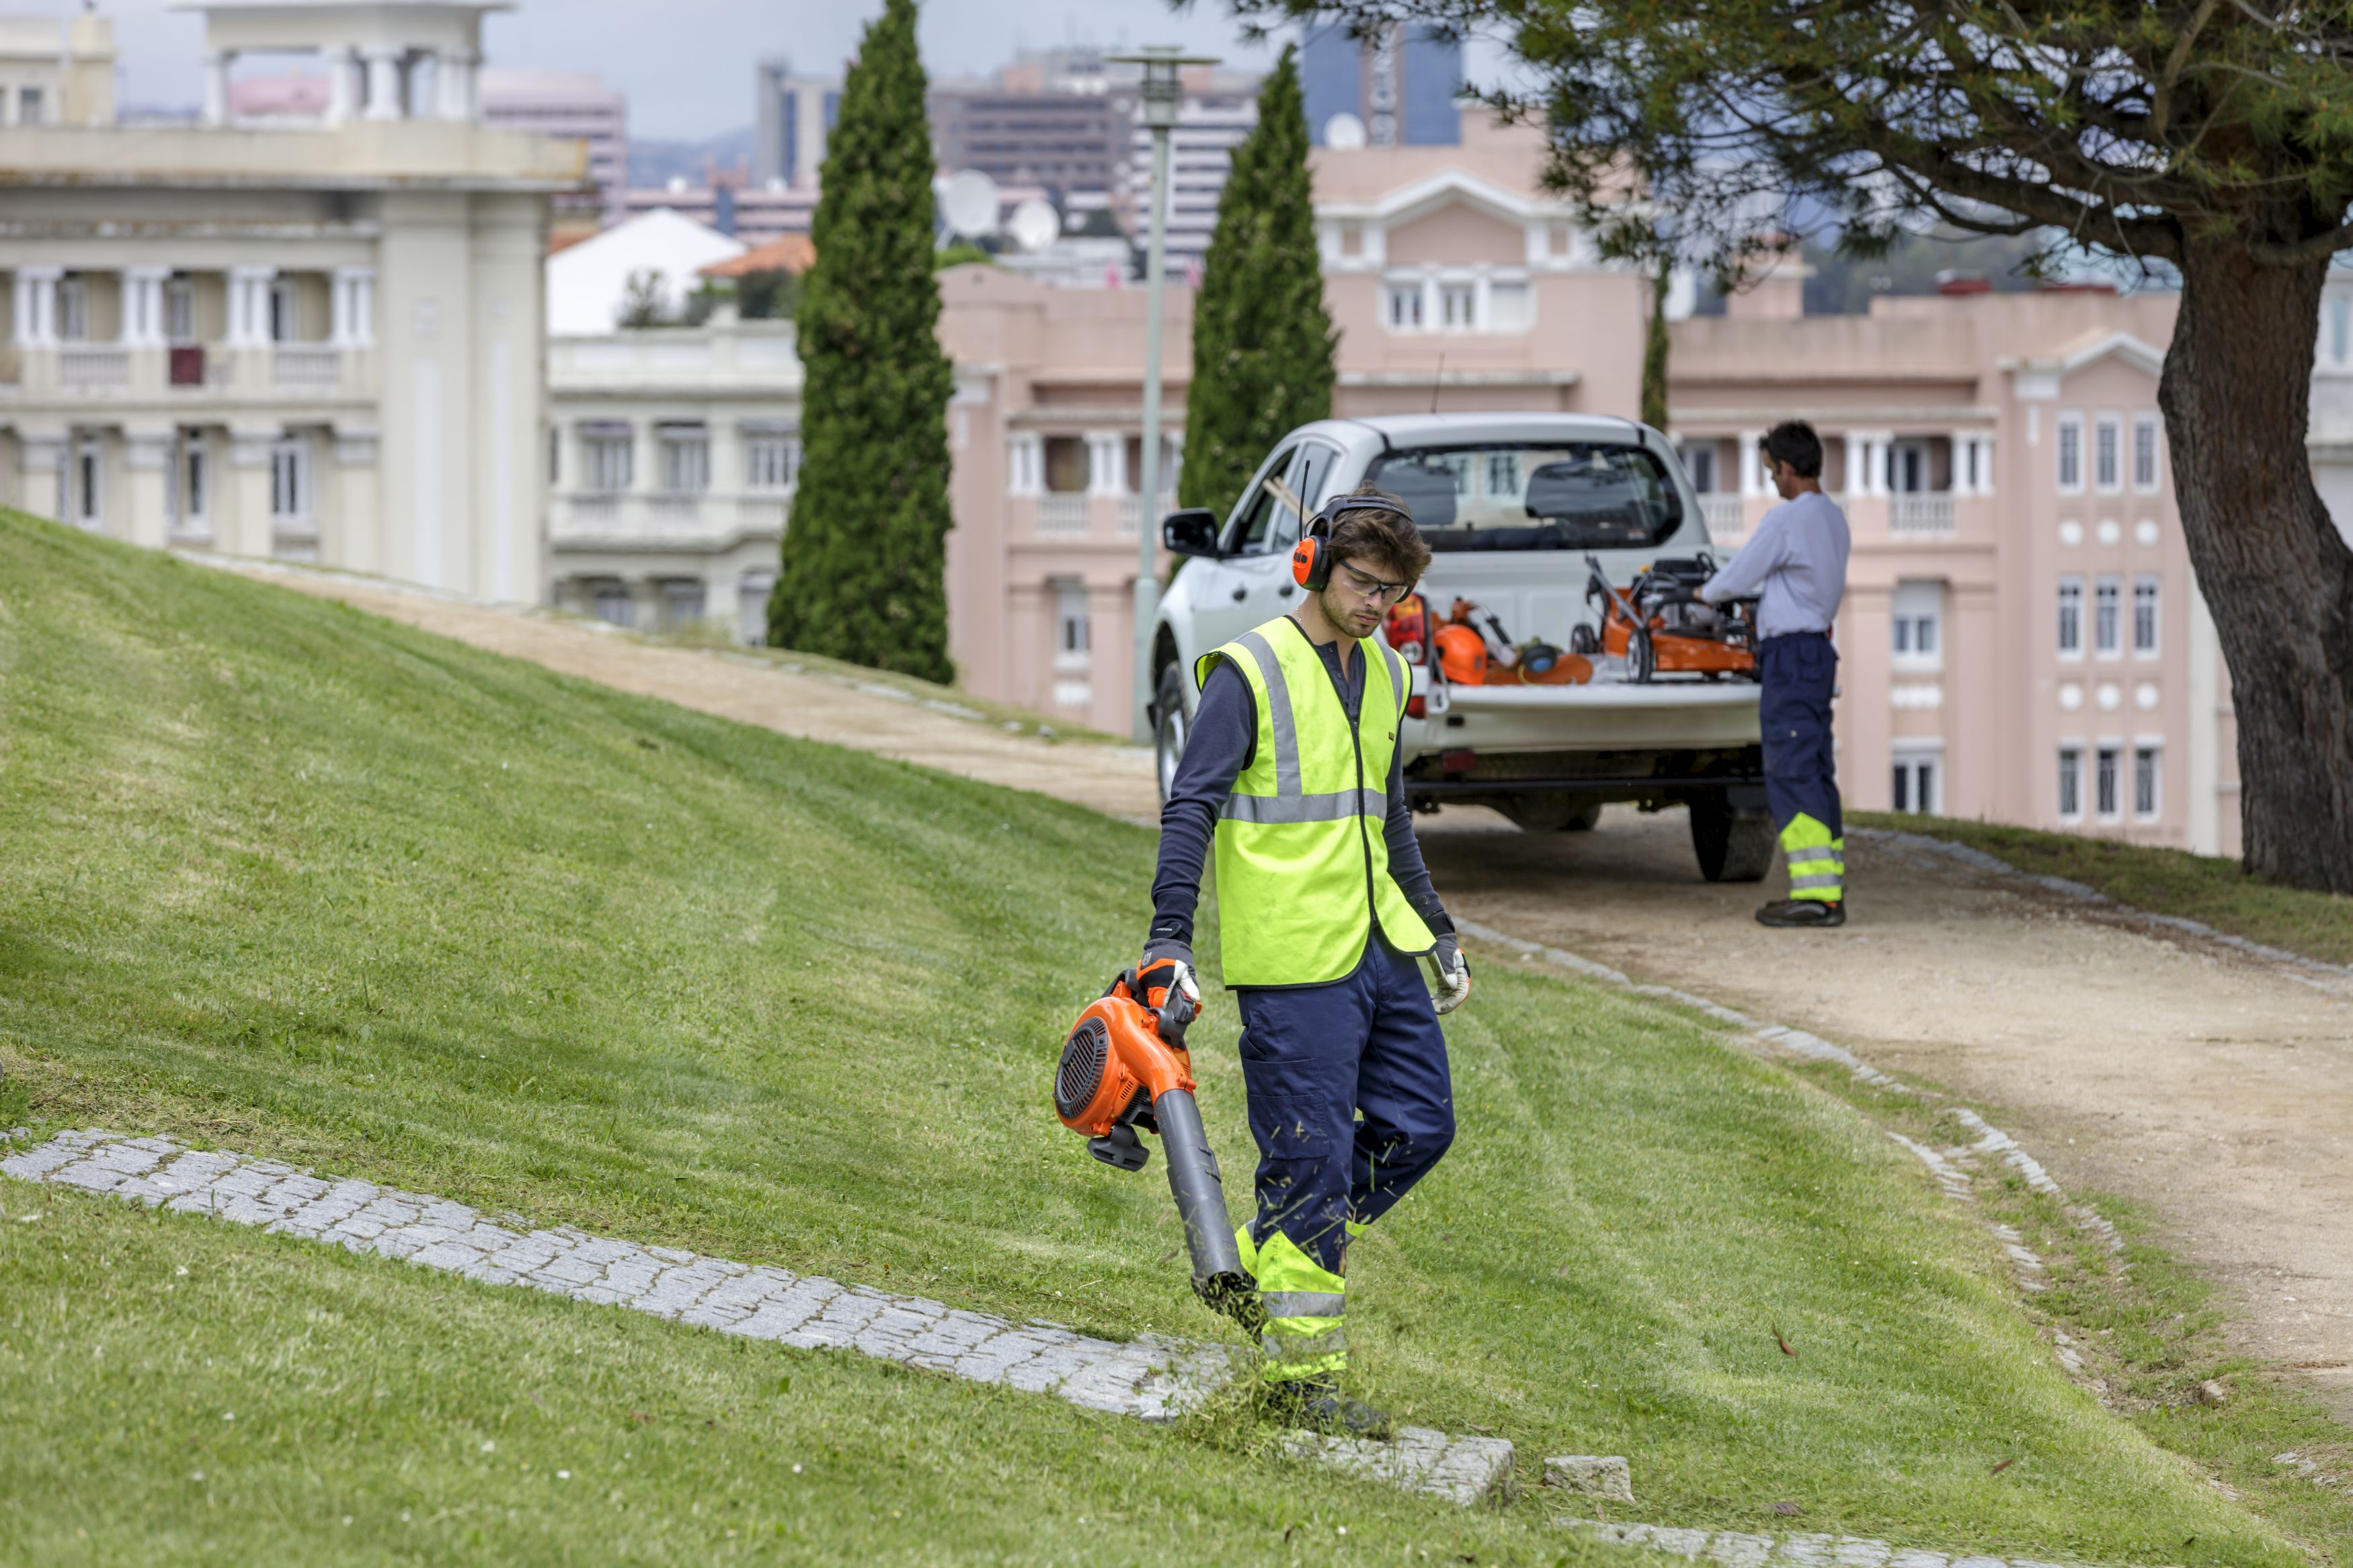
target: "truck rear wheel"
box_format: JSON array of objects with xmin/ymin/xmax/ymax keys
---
[
  {"xmin": 1689, "ymin": 790, "xmax": 1774, "ymax": 882},
  {"xmin": 1154, "ymin": 665, "xmax": 1189, "ymax": 806},
  {"xmin": 1501, "ymin": 794, "xmax": 1603, "ymax": 833}
]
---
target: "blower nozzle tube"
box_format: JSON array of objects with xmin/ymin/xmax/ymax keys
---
[{"xmin": 1150, "ymin": 1087, "xmax": 1260, "ymax": 1327}]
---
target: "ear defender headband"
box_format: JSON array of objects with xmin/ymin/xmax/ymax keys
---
[{"xmin": 1291, "ymin": 495, "xmax": 1410, "ymax": 592}]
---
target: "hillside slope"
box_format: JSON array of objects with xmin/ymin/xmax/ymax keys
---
[{"xmin": 0, "ymin": 513, "xmax": 2312, "ymax": 1564}]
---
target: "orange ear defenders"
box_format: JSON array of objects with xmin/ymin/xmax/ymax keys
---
[{"xmin": 1291, "ymin": 495, "xmax": 1410, "ymax": 592}]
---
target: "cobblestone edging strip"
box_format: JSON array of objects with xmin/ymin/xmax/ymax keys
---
[
  {"xmin": 1558, "ymin": 1519, "xmax": 2116, "ymax": 1568},
  {"xmin": 0, "ymin": 1128, "xmax": 1511, "ymax": 1505}
]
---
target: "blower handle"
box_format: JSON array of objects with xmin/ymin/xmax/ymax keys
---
[{"xmin": 1125, "ymin": 958, "xmax": 1199, "ymax": 1050}]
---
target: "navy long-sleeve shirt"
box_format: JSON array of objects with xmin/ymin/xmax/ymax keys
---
[{"xmin": 1148, "ymin": 630, "xmax": 1450, "ymax": 960}]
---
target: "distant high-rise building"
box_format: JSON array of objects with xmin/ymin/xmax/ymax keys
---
[
  {"xmin": 928, "ymin": 78, "xmax": 1134, "ymax": 218},
  {"xmin": 1300, "ymin": 21, "xmax": 1460, "ymax": 147},
  {"xmin": 754, "ymin": 60, "xmax": 840, "ymax": 189},
  {"xmin": 480, "ymin": 70, "xmax": 628, "ymax": 223},
  {"xmin": 1126, "ymin": 65, "xmax": 1262, "ymax": 274}
]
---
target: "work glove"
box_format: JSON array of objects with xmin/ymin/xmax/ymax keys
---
[
  {"xmin": 1137, "ymin": 939, "xmax": 1203, "ymax": 1034},
  {"xmin": 1426, "ymin": 932, "xmax": 1471, "ymax": 1016}
]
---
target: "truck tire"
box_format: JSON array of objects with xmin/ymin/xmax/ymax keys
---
[
  {"xmin": 1689, "ymin": 790, "xmax": 1774, "ymax": 882},
  {"xmin": 1154, "ymin": 664, "xmax": 1189, "ymax": 805}
]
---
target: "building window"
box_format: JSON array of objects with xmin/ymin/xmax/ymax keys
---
[
  {"xmin": 2132, "ymin": 413, "xmax": 2160, "ymax": 492},
  {"xmin": 270, "ymin": 436, "xmax": 309, "ymax": 520},
  {"xmin": 1042, "ymin": 435, "xmax": 1090, "ymax": 494},
  {"xmin": 2133, "ymin": 744, "xmax": 2161, "ymax": 819},
  {"xmin": 165, "ymin": 276, "xmax": 196, "ymax": 345},
  {"xmin": 660, "ymin": 579, "xmax": 707, "ymax": 628},
  {"xmin": 18, "ymin": 85, "xmax": 44, "ymax": 124},
  {"xmin": 1682, "ymin": 443, "xmax": 1718, "ymax": 494},
  {"xmin": 744, "ymin": 432, "xmax": 800, "ymax": 491},
  {"xmin": 1385, "ymin": 283, "xmax": 1424, "ymax": 330},
  {"xmin": 582, "ymin": 427, "xmax": 633, "ymax": 491},
  {"xmin": 547, "ymin": 425, "xmax": 559, "ymax": 486},
  {"xmin": 1053, "ymin": 580, "xmax": 1091, "ymax": 670},
  {"xmin": 1890, "ymin": 752, "xmax": 1940, "ymax": 815},
  {"xmin": 739, "ymin": 572, "xmax": 774, "ymax": 646},
  {"xmin": 2093, "ymin": 576, "xmax": 2121, "ymax": 655},
  {"xmin": 2056, "ymin": 413, "xmax": 2083, "ymax": 492},
  {"xmin": 2132, "ymin": 577, "xmax": 2160, "ymax": 655},
  {"xmin": 658, "ymin": 424, "xmax": 709, "ymax": 493},
  {"xmin": 1484, "ymin": 450, "xmax": 1521, "ymax": 497},
  {"xmin": 1439, "ymin": 282, "xmax": 1476, "ymax": 329},
  {"xmin": 74, "ymin": 436, "xmax": 102, "ymax": 526},
  {"xmin": 178, "ymin": 433, "xmax": 208, "ymax": 527},
  {"xmin": 268, "ymin": 278, "xmax": 298, "ymax": 343},
  {"xmin": 1890, "ymin": 441, "xmax": 1929, "ymax": 493},
  {"xmin": 57, "ymin": 276, "xmax": 88, "ymax": 342},
  {"xmin": 1488, "ymin": 280, "xmax": 1530, "ymax": 331},
  {"xmin": 1890, "ymin": 580, "xmax": 1942, "ymax": 670},
  {"xmin": 2095, "ymin": 745, "xmax": 2121, "ymax": 819},
  {"xmin": 2058, "ymin": 746, "xmax": 2083, "ymax": 820},
  {"xmin": 590, "ymin": 581, "xmax": 635, "ymax": 627},
  {"xmin": 2057, "ymin": 577, "xmax": 2083, "ymax": 657},
  {"xmin": 2094, "ymin": 413, "xmax": 2122, "ymax": 492}
]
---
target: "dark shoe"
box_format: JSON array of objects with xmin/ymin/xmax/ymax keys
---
[
  {"xmin": 1755, "ymin": 898, "xmax": 1845, "ymax": 928},
  {"xmin": 1274, "ymin": 1375, "xmax": 1392, "ymax": 1439}
]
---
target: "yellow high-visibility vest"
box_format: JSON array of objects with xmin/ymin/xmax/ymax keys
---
[{"xmin": 1195, "ymin": 616, "xmax": 1437, "ymax": 987}]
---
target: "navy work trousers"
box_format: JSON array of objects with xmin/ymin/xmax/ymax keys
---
[
  {"xmin": 1758, "ymin": 631, "xmax": 1841, "ymax": 839},
  {"xmin": 1235, "ymin": 938, "xmax": 1455, "ymax": 1274}
]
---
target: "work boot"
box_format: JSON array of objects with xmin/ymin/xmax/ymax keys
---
[
  {"xmin": 1273, "ymin": 1375, "xmax": 1392, "ymax": 1439},
  {"xmin": 1755, "ymin": 898, "xmax": 1845, "ymax": 928}
]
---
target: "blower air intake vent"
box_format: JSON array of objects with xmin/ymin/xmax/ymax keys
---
[{"xmin": 1055, "ymin": 1016, "xmax": 1109, "ymax": 1121}]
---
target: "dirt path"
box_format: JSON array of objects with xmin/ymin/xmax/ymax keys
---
[
  {"xmin": 223, "ymin": 563, "xmax": 1160, "ymax": 823},
  {"xmin": 223, "ymin": 562, "xmax": 2353, "ymax": 1418},
  {"xmin": 1417, "ymin": 806, "xmax": 2353, "ymax": 1419}
]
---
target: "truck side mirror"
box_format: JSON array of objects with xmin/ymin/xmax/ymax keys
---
[{"xmin": 1161, "ymin": 508, "xmax": 1221, "ymax": 558}]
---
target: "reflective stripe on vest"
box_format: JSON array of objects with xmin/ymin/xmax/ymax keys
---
[{"xmin": 1195, "ymin": 618, "xmax": 1437, "ymax": 988}]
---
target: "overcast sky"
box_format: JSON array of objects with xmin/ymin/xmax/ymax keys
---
[{"xmin": 86, "ymin": 0, "xmax": 1304, "ymax": 140}]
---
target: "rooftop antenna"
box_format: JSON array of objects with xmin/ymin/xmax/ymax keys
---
[{"xmin": 1430, "ymin": 352, "xmax": 1445, "ymax": 414}]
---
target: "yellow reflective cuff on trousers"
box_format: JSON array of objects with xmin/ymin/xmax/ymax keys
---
[
  {"xmin": 1780, "ymin": 813, "xmax": 1845, "ymax": 902},
  {"xmin": 1254, "ymin": 1230, "xmax": 1347, "ymax": 1383}
]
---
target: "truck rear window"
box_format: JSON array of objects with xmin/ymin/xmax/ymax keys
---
[{"xmin": 1365, "ymin": 443, "xmax": 1685, "ymax": 551}]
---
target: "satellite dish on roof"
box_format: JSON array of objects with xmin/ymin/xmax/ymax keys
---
[
  {"xmin": 941, "ymin": 169, "xmax": 1001, "ymax": 239},
  {"xmin": 1323, "ymin": 112, "xmax": 1367, "ymax": 151},
  {"xmin": 1008, "ymin": 198, "xmax": 1060, "ymax": 253}
]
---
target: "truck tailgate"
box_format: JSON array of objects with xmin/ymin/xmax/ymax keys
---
[{"xmin": 1408, "ymin": 679, "xmax": 1761, "ymax": 751}]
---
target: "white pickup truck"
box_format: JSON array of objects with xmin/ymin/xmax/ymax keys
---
[{"xmin": 1146, "ymin": 412, "xmax": 1776, "ymax": 882}]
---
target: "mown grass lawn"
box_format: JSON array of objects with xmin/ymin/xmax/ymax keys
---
[
  {"xmin": 1852, "ymin": 811, "xmax": 2353, "ymax": 967},
  {"xmin": 0, "ymin": 510, "xmax": 2313, "ymax": 1565}
]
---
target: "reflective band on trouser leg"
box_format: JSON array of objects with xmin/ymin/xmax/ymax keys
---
[
  {"xmin": 1254, "ymin": 1230, "xmax": 1347, "ymax": 1382},
  {"xmin": 1234, "ymin": 1225, "xmax": 1260, "ymax": 1281},
  {"xmin": 1780, "ymin": 813, "xmax": 1843, "ymax": 902}
]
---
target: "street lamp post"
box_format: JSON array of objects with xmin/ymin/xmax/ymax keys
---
[{"xmin": 1111, "ymin": 46, "xmax": 1215, "ymax": 744}]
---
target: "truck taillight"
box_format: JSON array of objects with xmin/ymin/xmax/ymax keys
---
[
  {"xmin": 1406, "ymin": 696, "xmax": 1427, "ymax": 719},
  {"xmin": 1385, "ymin": 594, "xmax": 1430, "ymax": 664}
]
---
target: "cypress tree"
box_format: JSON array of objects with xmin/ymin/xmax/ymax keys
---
[
  {"xmin": 1179, "ymin": 45, "xmax": 1335, "ymax": 523},
  {"xmin": 768, "ymin": 0, "xmax": 955, "ymax": 682}
]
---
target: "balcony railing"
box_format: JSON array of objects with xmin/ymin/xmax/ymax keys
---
[
  {"xmin": 1037, "ymin": 494, "xmax": 1089, "ymax": 536},
  {"xmin": 1699, "ymin": 493, "xmax": 1744, "ymax": 538},
  {"xmin": 736, "ymin": 495, "xmax": 792, "ymax": 536},
  {"xmin": 553, "ymin": 491, "xmax": 795, "ymax": 544},
  {"xmin": 58, "ymin": 345, "xmax": 130, "ymax": 390},
  {"xmin": 1889, "ymin": 494, "xmax": 1957, "ymax": 536},
  {"xmin": 272, "ymin": 345, "xmax": 341, "ymax": 390}
]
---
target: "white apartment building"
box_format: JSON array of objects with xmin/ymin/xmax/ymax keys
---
[
  {"xmin": 545, "ymin": 302, "xmax": 801, "ymax": 642},
  {"xmin": 0, "ymin": 13, "xmax": 111, "ymax": 126},
  {"xmin": 0, "ymin": 2, "xmax": 580, "ymax": 601}
]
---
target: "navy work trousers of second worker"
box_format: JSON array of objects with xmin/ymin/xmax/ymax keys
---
[{"xmin": 1236, "ymin": 938, "xmax": 1455, "ymax": 1274}]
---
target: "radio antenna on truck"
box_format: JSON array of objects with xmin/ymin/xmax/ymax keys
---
[{"xmin": 1430, "ymin": 353, "xmax": 1445, "ymax": 415}]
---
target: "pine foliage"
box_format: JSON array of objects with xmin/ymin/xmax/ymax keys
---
[
  {"xmin": 768, "ymin": 0, "xmax": 955, "ymax": 682},
  {"xmin": 1178, "ymin": 46, "xmax": 1335, "ymax": 523}
]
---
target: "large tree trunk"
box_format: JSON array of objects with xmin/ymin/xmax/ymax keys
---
[{"xmin": 2161, "ymin": 241, "xmax": 2353, "ymax": 891}]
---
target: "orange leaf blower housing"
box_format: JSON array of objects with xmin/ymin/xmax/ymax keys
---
[
  {"xmin": 1580, "ymin": 552, "xmax": 1759, "ymax": 683},
  {"xmin": 1054, "ymin": 961, "xmax": 1260, "ymax": 1328}
]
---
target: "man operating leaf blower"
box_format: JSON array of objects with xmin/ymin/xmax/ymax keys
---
[{"xmin": 1143, "ymin": 486, "xmax": 1470, "ymax": 1437}]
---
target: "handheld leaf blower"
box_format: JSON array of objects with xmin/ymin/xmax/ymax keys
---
[{"xmin": 1053, "ymin": 960, "xmax": 1264, "ymax": 1331}]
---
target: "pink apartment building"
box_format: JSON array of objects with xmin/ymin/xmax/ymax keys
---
[
  {"xmin": 936, "ymin": 111, "xmax": 1645, "ymax": 737},
  {"xmin": 936, "ymin": 111, "xmax": 2237, "ymax": 853},
  {"xmin": 1673, "ymin": 276, "xmax": 2235, "ymax": 854}
]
